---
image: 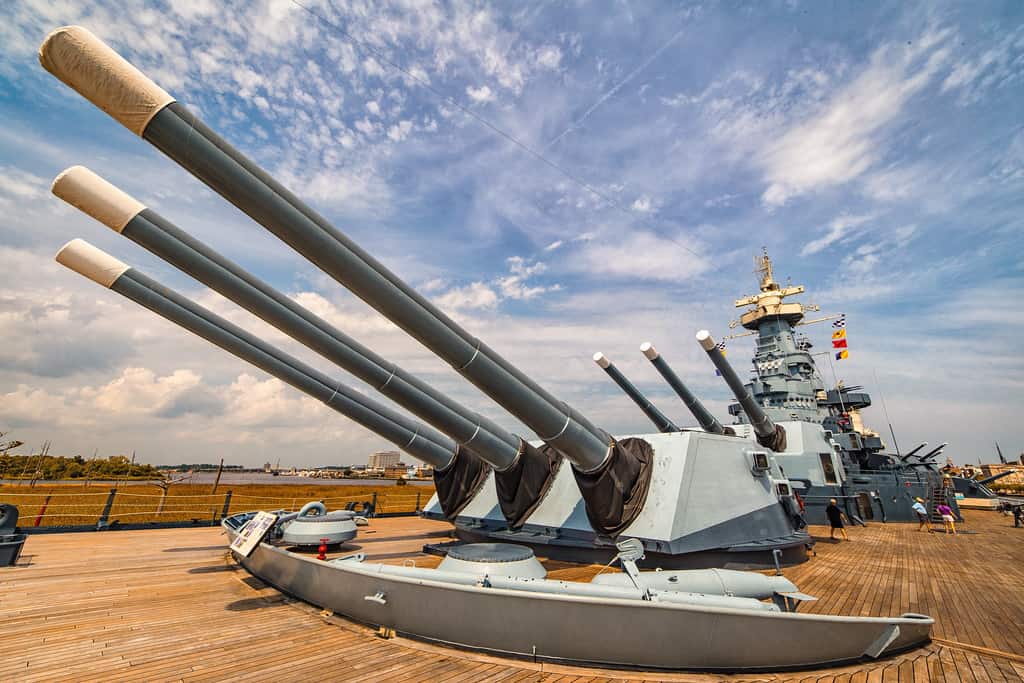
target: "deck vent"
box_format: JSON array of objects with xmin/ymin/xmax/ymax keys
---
[{"xmin": 439, "ymin": 543, "xmax": 547, "ymax": 579}]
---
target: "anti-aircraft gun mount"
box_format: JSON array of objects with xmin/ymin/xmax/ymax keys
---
[{"xmin": 42, "ymin": 25, "xmax": 811, "ymax": 569}]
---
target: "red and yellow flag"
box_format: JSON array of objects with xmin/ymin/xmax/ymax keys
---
[
  {"xmin": 832, "ymin": 338, "xmax": 848, "ymax": 349},
  {"xmin": 832, "ymin": 328, "xmax": 846, "ymax": 340}
]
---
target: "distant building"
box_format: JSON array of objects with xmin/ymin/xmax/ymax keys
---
[
  {"xmin": 263, "ymin": 462, "xmax": 273, "ymax": 473},
  {"xmin": 384, "ymin": 464, "xmax": 409, "ymax": 479},
  {"xmin": 368, "ymin": 451, "xmax": 400, "ymax": 469},
  {"xmin": 981, "ymin": 463, "xmax": 1024, "ymax": 487}
]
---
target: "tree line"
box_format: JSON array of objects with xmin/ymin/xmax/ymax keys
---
[{"xmin": 0, "ymin": 453, "xmax": 162, "ymax": 480}]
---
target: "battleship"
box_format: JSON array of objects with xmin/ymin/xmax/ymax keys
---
[
  {"xmin": 713, "ymin": 251, "xmax": 959, "ymax": 526},
  {"xmin": 34, "ymin": 25, "xmax": 939, "ymax": 671}
]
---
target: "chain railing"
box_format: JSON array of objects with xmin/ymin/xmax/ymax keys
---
[{"xmin": 0, "ymin": 485, "xmax": 432, "ymax": 530}]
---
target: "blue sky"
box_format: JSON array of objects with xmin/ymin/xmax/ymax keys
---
[{"xmin": 1, "ymin": 1, "xmax": 1021, "ymax": 467}]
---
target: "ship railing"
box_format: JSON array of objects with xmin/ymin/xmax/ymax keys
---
[{"xmin": 0, "ymin": 485, "xmax": 432, "ymax": 532}]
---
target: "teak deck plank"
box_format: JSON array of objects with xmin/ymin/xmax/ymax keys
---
[{"xmin": 3, "ymin": 510, "xmax": 1023, "ymax": 682}]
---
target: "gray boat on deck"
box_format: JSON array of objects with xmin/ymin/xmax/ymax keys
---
[{"xmin": 222, "ymin": 511, "xmax": 932, "ymax": 672}]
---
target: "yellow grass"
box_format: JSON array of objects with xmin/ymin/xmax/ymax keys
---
[{"xmin": 0, "ymin": 482, "xmax": 435, "ymax": 528}]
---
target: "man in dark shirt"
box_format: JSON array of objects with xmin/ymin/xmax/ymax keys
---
[{"xmin": 826, "ymin": 499, "xmax": 849, "ymax": 541}]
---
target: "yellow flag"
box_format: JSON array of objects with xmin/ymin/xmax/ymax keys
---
[{"xmin": 832, "ymin": 328, "xmax": 846, "ymax": 340}]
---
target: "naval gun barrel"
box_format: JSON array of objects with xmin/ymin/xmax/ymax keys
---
[
  {"xmin": 696, "ymin": 330, "xmax": 784, "ymax": 450},
  {"xmin": 918, "ymin": 443, "xmax": 948, "ymax": 462},
  {"xmin": 593, "ymin": 353, "xmax": 679, "ymax": 433},
  {"xmin": 900, "ymin": 442, "xmax": 928, "ymax": 461},
  {"xmin": 976, "ymin": 470, "xmax": 1013, "ymax": 487},
  {"xmin": 39, "ymin": 26, "xmax": 610, "ymax": 472},
  {"xmin": 639, "ymin": 343, "xmax": 724, "ymax": 434},
  {"xmin": 54, "ymin": 240, "xmax": 457, "ymax": 470},
  {"xmin": 51, "ymin": 166, "xmax": 522, "ymax": 472}
]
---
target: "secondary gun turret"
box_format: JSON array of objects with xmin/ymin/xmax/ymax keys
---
[
  {"xmin": 899, "ymin": 443, "xmax": 928, "ymax": 461},
  {"xmin": 697, "ymin": 330, "xmax": 786, "ymax": 451},
  {"xmin": 640, "ymin": 343, "xmax": 725, "ymax": 434},
  {"xmin": 593, "ymin": 353, "xmax": 679, "ymax": 433},
  {"xmin": 917, "ymin": 443, "xmax": 948, "ymax": 462}
]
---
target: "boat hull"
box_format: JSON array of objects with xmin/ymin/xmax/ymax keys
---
[{"xmin": 226, "ymin": 523, "xmax": 931, "ymax": 672}]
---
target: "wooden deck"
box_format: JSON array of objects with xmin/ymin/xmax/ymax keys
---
[{"xmin": 2, "ymin": 510, "xmax": 1023, "ymax": 682}]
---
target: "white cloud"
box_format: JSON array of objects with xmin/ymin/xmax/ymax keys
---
[
  {"xmin": 800, "ymin": 213, "xmax": 874, "ymax": 256},
  {"xmin": 631, "ymin": 196, "xmax": 655, "ymax": 213},
  {"xmin": 85, "ymin": 367, "xmax": 202, "ymax": 416},
  {"xmin": 430, "ymin": 256, "xmax": 559, "ymax": 310},
  {"xmin": 544, "ymin": 240, "xmax": 564, "ymax": 252},
  {"xmin": 0, "ymin": 166, "xmax": 47, "ymax": 205},
  {"xmin": 569, "ymin": 230, "xmax": 709, "ymax": 282},
  {"xmin": 434, "ymin": 281, "xmax": 499, "ymax": 311},
  {"xmin": 354, "ymin": 117, "xmax": 379, "ymax": 136},
  {"xmin": 496, "ymin": 256, "xmax": 558, "ymax": 300},
  {"xmin": 941, "ymin": 25, "xmax": 1024, "ymax": 105},
  {"xmin": 534, "ymin": 46, "xmax": 562, "ymax": 70},
  {"xmin": 758, "ymin": 29, "xmax": 955, "ymax": 207},
  {"xmin": 419, "ymin": 278, "xmax": 447, "ymax": 293},
  {"xmin": 387, "ymin": 120, "xmax": 413, "ymax": 142},
  {"xmin": 860, "ymin": 165, "xmax": 923, "ymax": 202},
  {"xmin": 466, "ymin": 84, "xmax": 495, "ymax": 103}
]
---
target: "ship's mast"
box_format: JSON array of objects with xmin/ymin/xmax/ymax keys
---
[
  {"xmin": 733, "ymin": 248, "xmax": 810, "ymax": 330},
  {"xmin": 726, "ymin": 249, "xmax": 824, "ymax": 425}
]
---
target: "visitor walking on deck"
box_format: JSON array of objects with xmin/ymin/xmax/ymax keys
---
[
  {"xmin": 937, "ymin": 503, "xmax": 957, "ymax": 535},
  {"xmin": 826, "ymin": 499, "xmax": 849, "ymax": 541},
  {"xmin": 912, "ymin": 497, "xmax": 932, "ymax": 532}
]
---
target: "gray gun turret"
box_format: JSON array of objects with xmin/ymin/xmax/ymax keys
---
[
  {"xmin": 697, "ymin": 330, "xmax": 786, "ymax": 451},
  {"xmin": 39, "ymin": 26, "xmax": 652, "ymax": 538},
  {"xmin": 593, "ymin": 353, "xmax": 679, "ymax": 433},
  {"xmin": 640, "ymin": 343, "xmax": 725, "ymax": 435},
  {"xmin": 39, "ymin": 26, "xmax": 815, "ymax": 566}
]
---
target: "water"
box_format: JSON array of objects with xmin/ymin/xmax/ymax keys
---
[{"xmin": 1, "ymin": 472, "xmax": 434, "ymax": 487}]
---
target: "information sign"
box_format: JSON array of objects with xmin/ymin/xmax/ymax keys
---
[{"xmin": 229, "ymin": 511, "xmax": 278, "ymax": 557}]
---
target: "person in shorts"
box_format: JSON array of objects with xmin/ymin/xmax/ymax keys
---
[
  {"xmin": 936, "ymin": 503, "xmax": 957, "ymax": 535},
  {"xmin": 911, "ymin": 497, "xmax": 932, "ymax": 532},
  {"xmin": 826, "ymin": 499, "xmax": 849, "ymax": 541}
]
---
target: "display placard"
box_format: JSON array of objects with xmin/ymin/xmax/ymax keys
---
[{"xmin": 229, "ymin": 511, "xmax": 278, "ymax": 557}]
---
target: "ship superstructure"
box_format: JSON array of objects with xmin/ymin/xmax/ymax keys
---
[
  {"xmin": 724, "ymin": 251, "xmax": 957, "ymax": 525},
  {"xmin": 727, "ymin": 251, "xmax": 825, "ymax": 425}
]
